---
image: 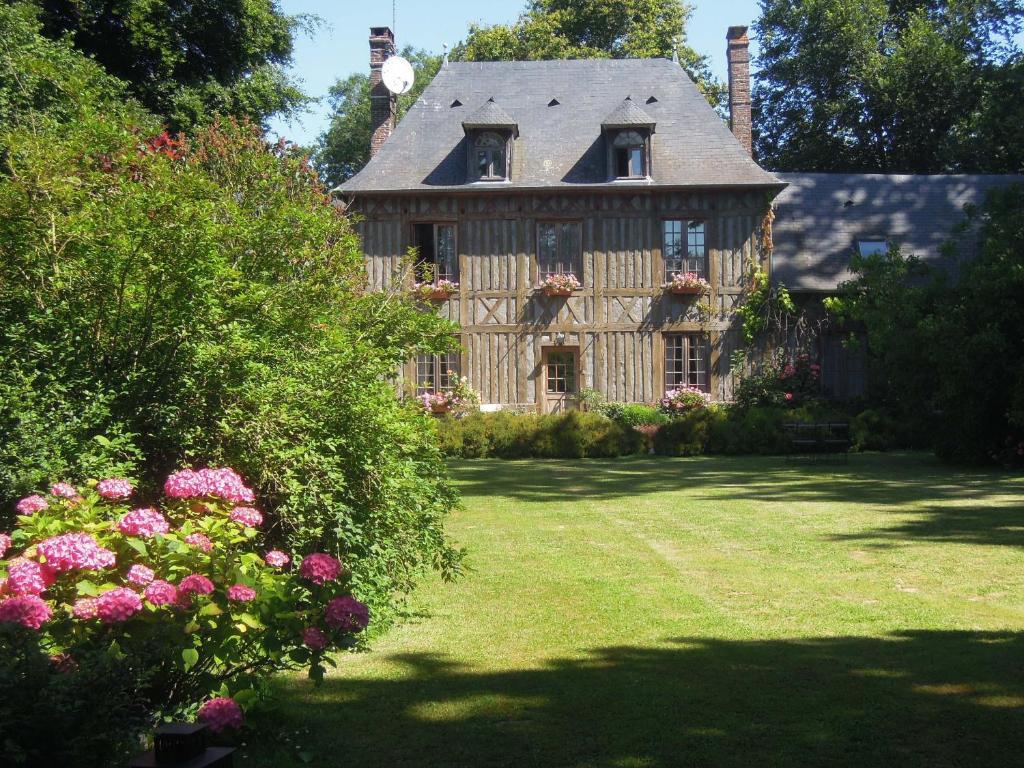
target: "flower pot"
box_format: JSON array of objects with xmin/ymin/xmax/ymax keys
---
[
  {"xmin": 426, "ymin": 288, "xmax": 455, "ymax": 301},
  {"xmin": 543, "ymin": 287, "xmax": 574, "ymax": 297},
  {"xmin": 667, "ymin": 284, "xmax": 706, "ymax": 295}
]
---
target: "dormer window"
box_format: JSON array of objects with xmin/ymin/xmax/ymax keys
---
[
  {"xmin": 474, "ymin": 132, "xmax": 508, "ymax": 181},
  {"xmin": 462, "ymin": 98, "xmax": 518, "ymax": 184},
  {"xmin": 613, "ymin": 130, "xmax": 648, "ymax": 178},
  {"xmin": 601, "ymin": 96, "xmax": 656, "ymax": 182}
]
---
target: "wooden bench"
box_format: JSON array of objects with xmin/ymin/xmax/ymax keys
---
[{"xmin": 783, "ymin": 422, "xmax": 851, "ymax": 461}]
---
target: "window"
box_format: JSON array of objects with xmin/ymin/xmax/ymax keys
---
[
  {"xmin": 474, "ymin": 132, "xmax": 508, "ymax": 181},
  {"xmin": 415, "ymin": 352, "xmax": 460, "ymax": 395},
  {"xmin": 545, "ymin": 351, "xmax": 577, "ymax": 394},
  {"xmin": 664, "ymin": 334, "xmax": 709, "ymax": 392},
  {"xmin": 538, "ymin": 222, "xmax": 582, "ymax": 280},
  {"xmin": 857, "ymin": 240, "xmax": 888, "ymax": 257},
  {"xmin": 612, "ymin": 130, "xmax": 647, "ymax": 178},
  {"xmin": 664, "ymin": 220, "xmax": 706, "ymax": 278},
  {"xmin": 413, "ymin": 223, "xmax": 457, "ymax": 283}
]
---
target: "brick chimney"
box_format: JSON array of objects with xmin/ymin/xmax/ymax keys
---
[
  {"xmin": 369, "ymin": 26, "xmax": 396, "ymax": 158},
  {"xmin": 726, "ymin": 26, "xmax": 752, "ymax": 156}
]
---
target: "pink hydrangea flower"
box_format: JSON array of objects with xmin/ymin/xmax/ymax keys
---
[
  {"xmin": 184, "ymin": 533, "xmax": 213, "ymax": 552},
  {"xmin": 16, "ymin": 495, "xmax": 48, "ymax": 516},
  {"xmin": 0, "ymin": 533, "xmax": 11, "ymax": 559},
  {"xmin": 264, "ymin": 550, "xmax": 289, "ymax": 568},
  {"xmin": 302, "ymin": 626, "xmax": 328, "ymax": 650},
  {"xmin": 299, "ymin": 553, "xmax": 342, "ymax": 585},
  {"xmin": 179, "ymin": 574, "xmax": 215, "ymax": 596},
  {"xmin": 96, "ymin": 478, "xmax": 133, "ymax": 500},
  {"xmin": 118, "ymin": 508, "xmax": 170, "ymax": 538},
  {"xmin": 164, "ymin": 468, "xmax": 255, "ymax": 503},
  {"xmin": 0, "ymin": 595, "xmax": 52, "ymax": 629},
  {"xmin": 785, "ymin": 392, "xmax": 794, "ymax": 402},
  {"xmin": 37, "ymin": 532, "xmax": 116, "ymax": 572},
  {"xmin": 197, "ymin": 697, "xmax": 244, "ymax": 733},
  {"xmin": 144, "ymin": 580, "xmax": 178, "ymax": 607},
  {"xmin": 226, "ymin": 584, "xmax": 257, "ymax": 602},
  {"xmin": 228, "ymin": 507, "xmax": 262, "ymax": 528},
  {"xmin": 127, "ymin": 564, "xmax": 155, "ymax": 586},
  {"xmin": 72, "ymin": 597, "xmax": 99, "ymax": 619},
  {"xmin": 50, "ymin": 483, "xmax": 79, "ymax": 499},
  {"xmin": 96, "ymin": 587, "xmax": 142, "ymax": 623},
  {"xmin": 6, "ymin": 558, "xmax": 55, "ymax": 596},
  {"xmin": 324, "ymin": 595, "xmax": 370, "ymax": 633}
]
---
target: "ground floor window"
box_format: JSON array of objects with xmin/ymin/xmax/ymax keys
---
[
  {"xmin": 545, "ymin": 351, "xmax": 577, "ymax": 394},
  {"xmin": 415, "ymin": 352, "xmax": 460, "ymax": 395},
  {"xmin": 664, "ymin": 333, "xmax": 708, "ymax": 391}
]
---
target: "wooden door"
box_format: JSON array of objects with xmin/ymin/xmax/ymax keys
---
[{"xmin": 542, "ymin": 347, "xmax": 579, "ymax": 413}]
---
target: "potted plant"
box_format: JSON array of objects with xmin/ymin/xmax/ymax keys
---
[
  {"xmin": 418, "ymin": 391, "xmax": 451, "ymax": 414},
  {"xmin": 664, "ymin": 272, "xmax": 710, "ymax": 295},
  {"xmin": 412, "ymin": 279, "xmax": 459, "ymax": 301},
  {"xmin": 539, "ymin": 272, "xmax": 582, "ymax": 297}
]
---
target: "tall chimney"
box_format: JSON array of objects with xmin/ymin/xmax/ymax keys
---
[
  {"xmin": 727, "ymin": 26, "xmax": 752, "ymax": 156},
  {"xmin": 369, "ymin": 26, "xmax": 396, "ymax": 158}
]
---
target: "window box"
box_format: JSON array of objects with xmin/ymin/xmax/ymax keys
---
[
  {"xmin": 539, "ymin": 272, "xmax": 582, "ymax": 297},
  {"xmin": 663, "ymin": 272, "xmax": 710, "ymax": 295},
  {"xmin": 413, "ymin": 280, "xmax": 459, "ymax": 301}
]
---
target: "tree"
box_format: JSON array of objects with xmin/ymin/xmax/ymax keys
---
[
  {"xmin": 754, "ymin": 0, "xmax": 1024, "ymax": 172},
  {"xmin": 455, "ymin": 0, "xmax": 725, "ymax": 108},
  {"xmin": 316, "ymin": 48, "xmax": 440, "ymax": 188},
  {"xmin": 28, "ymin": 0, "xmax": 310, "ymax": 130}
]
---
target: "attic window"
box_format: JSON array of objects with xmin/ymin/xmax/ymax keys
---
[
  {"xmin": 857, "ymin": 239, "xmax": 888, "ymax": 257},
  {"xmin": 474, "ymin": 132, "xmax": 508, "ymax": 181},
  {"xmin": 450, "ymin": 99, "xmax": 463, "ymax": 108},
  {"xmin": 548, "ymin": 98, "xmax": 560, "ymax": 107},
  {"xmin": 612, "ymin": 130, "xmax": 648, "ymax": 178}
]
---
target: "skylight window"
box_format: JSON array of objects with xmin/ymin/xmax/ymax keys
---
[{"xmin": 857, "ymin": 240, "xmax": 888, "ymax": 257}]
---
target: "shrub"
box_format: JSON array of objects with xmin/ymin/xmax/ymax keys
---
[
  {"xmin": 653, "ymin": 409, "xmax": 720, "ymax": 456},
  {"xmin": 0, "ymin": 471, "xmax": 371, "ymax": 763},
  {"xmin": 611, "ymin": 404, "xmax": 669, "ymax": 427},
  {"xmin": 733, "ymin": 351, "xmax": 822, "ymax": 410},
  {"xmin": 435, "ymin": 411, "xmax": 642, "ymax": 459},
  {"xmin": 0, "ymin": 116, "xmax": 461, "ymax": 618}
]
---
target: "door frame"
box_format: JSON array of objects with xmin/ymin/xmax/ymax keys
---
[{"xmin": 538, "ymin": 345, "xmax": 581, "ymax": 413}]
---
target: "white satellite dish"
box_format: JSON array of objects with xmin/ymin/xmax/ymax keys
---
[{"xmin": 382, "ymin": 56, "xmax": 415, "ymax": 95}]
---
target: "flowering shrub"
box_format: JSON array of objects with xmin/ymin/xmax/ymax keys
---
[
  {"xmin": 539, "ymin": 273, "xmax": 582, "ymax": 294},
  {"xmin": 734, "ymin": 351, "xmax": 822, "ymax": 409},
  {"xmin": 417, "ymin": 377, "xmax": 481, "ymax": 416},
  {"xmin": 664, "ymin": 272, "xmax": 711, "ymax": 294},
  {"xmin": 660, "ymin": 387, "xmax": 712, "ymax": 414},
  {"xmin": 412, "ymin": 279, "xmax": 460, "ymax": 299},
  {"xmin": 0, "ymin": 467, "xmax": 370, "ymax": 740}
]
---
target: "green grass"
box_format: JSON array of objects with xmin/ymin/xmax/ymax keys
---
[{"xmin": 246, "ymin": 453, "xmax": 1024, "ymax": 767}]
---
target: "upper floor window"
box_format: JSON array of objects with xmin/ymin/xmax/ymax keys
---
[
  {"xmin": 474, "ymin": 132, "xmax": 508, "ymax": 181},
  {"xmin": 664, "ymin": 220, "xmax": 706, "ymax": 279},
  {"xmin": 413, "ymin": 223, "xmax": 457, "ymax": 283},
  {"xmin": 538, "ymin": 222, "xmax": 582, "ymax": 281},
  {"xmin": 612, "ymin": 130, "xmax": 648, "ymax": 178},
  {"xmin": 856, "ymin": 239, "xmax": 888, "ymax": 257},
  {"xmin": 664, "ymin": 333, "xmax": 709, "ymax": 392}
]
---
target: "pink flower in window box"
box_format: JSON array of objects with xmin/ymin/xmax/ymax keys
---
[
  {"xmin": 412, "ymin": 279, "xmax": 459, "ymax": 301},
  {"xmin": 664, "ymin": 272, "xmax": 710, "ymax": 295},
  {"xmin": 539, "ymin": 273, "xmax": 581, "ymax": 296}
]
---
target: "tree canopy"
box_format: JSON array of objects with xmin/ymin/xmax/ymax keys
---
[
  {"xmin": 27, "ymin": 0, "xmax": 309, "ymax": 130},
  {"xmin": 754, "ymin": 0, "xmax": 1024, "ymax": 173}
]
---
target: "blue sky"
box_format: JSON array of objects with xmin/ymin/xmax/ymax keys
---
[{"xmin": 268, "ymin": 0, "xmax": 761, "ymax": 145}]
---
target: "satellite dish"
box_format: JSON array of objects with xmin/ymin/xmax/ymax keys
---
[{"xmin": 382, "ymin": 56, "xmax": 415, "ymax": 95}]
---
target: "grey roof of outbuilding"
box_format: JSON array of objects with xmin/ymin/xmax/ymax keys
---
[
  {"xmin": 601, "ymin": 96, "xmax": 656, "ymax": 129},
  {"xmin": 462, "ymin": 98, "xmax": 518, "ymax": 130},
  {"xmin": 772, "ymin": 173, "xmax": 1024, "ymax": 291},
  {"xmin": 338, "ymin": 58, "xmax": 780, "ymax": 193}
]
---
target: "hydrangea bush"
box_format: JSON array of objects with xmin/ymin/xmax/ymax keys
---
[
  {"xmin": 660, "ymin": 386, "xmax": 712, "ymax": 414},
  {"xmin": 0, "ymin": 467, "xmax": 370, "ymax": 735}
]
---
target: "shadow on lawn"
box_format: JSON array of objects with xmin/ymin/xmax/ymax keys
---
[
  {"xmin": 450, "ymin": 454, "xmax": 1024, "ymax": 549},
  {"xmin": 251, "ymin": 630, "xmax": 1024, "ymax": 768}
]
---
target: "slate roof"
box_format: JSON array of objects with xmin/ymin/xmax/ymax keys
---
[
  {"xmin": 462, "ymin": 98, "xmax": 518, "ymax": 131},
  {"xmin": 338, "ymin": 59, "xmax": 780, "ymax": 193},
  {"xmin": 772, "ymin": 173, "xmax": 1024, "ymax": 291},
  {"xmin": 601, "ymin": 97, "xmax": 656, "ymax": 129}
]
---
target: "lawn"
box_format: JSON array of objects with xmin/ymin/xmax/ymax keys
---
[{"xmin": 246, "ymin": 453, "xmax": 1024, "ymax": 767}]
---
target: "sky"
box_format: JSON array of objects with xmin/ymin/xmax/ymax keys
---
[{"xmin": 267, "ymin": 0, "xmax": 762, "ymax": 146}]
